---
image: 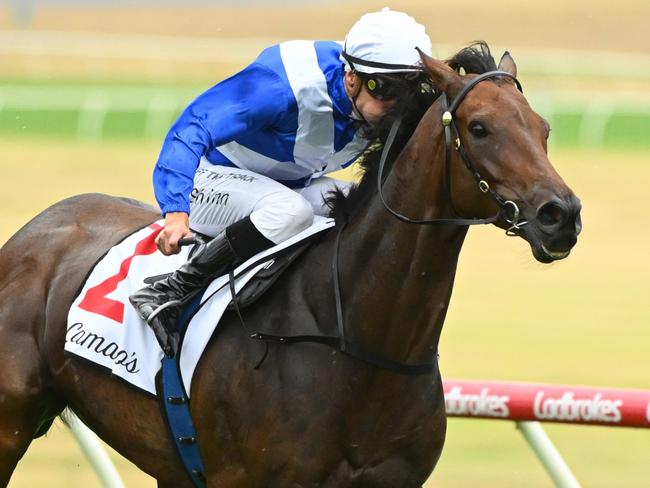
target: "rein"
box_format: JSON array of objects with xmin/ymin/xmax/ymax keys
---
[{"xmin": 232, "ymin": 70, "xmax": 528, "ymax": 376}]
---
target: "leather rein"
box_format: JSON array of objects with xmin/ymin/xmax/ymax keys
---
[{"xmin": 236, "ymin": 70, "xmax": 526, "ymax": 376}]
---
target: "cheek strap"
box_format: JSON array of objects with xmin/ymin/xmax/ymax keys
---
[{"xmin": 348, "ymin": 71, "xmax": 369, "ymax": 125}]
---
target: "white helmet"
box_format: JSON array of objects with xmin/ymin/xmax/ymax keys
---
[{"xmin": 342, "ymin": 8, "xmax": 432, "ymax": 74}]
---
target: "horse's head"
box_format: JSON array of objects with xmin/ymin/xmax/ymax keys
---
[{"xmin": 419, "ymin": 47, "xmax": 582, "ymax": 263}]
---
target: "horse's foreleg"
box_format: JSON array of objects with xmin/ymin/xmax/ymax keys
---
[
  {"xmin": 0, "ymin": 400, "xmax": 41, "ymax": 486},
  {"xmin": 0, "ymin": 327, "xmax": 64, "ymax": 486}
]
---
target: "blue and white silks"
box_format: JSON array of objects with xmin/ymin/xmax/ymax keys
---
[{"xmin": 154, "ymin": 41, "xmax": 367, "ymax": 216}]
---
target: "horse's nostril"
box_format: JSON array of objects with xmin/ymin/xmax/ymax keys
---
[{"xmin": 537, "ymin": 201, "xmax": 567, "ymax": 227}]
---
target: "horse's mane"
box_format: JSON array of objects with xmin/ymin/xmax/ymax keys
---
[
  {"xmin": 447, "ymin": 41, "xmax": 498, "ymax": 74},
  {"xmin": 326, "ymin": 41, "xmax": 497, "ymax": 222}
]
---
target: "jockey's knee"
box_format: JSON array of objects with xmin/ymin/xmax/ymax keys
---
[{"xmin": 251, "ymin": 193, "xmax": 314, "ymax": 244}]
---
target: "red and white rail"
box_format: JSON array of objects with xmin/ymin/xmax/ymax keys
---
[
  {"xmin": 67, "ymin": 380, "xmax": 650, "ymax": 487},
  {"xmin": 443, "ymin": 379, "xmax": 650, "ymax": 428},
  {"xmin": 443, "ymin": 380, "xmax": 650, "ymax": 487}
]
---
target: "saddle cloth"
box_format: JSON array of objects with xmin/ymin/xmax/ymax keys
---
[{"xmin": 65, "ymin": 216, "xmax": 334, "ymax": 396}]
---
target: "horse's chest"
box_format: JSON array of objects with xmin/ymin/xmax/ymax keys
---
[
  {"xmin": 321, "ymin": 459, "xmax": 430, "ymax": 487},
  {"xmin": 289, "ymin": 404, "xmax": 445, "ymax": 486}
]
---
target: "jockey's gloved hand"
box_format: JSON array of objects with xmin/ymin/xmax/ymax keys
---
[{"xmin": 157, "ymin": 212, "xmax": 193, "ymax": 255}]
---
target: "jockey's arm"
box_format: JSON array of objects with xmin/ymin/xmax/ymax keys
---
[{"xmin": 152, "ymin": 61, "xmax": 289, "ymax": 255}]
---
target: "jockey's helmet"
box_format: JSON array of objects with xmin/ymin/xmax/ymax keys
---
[{"xmin": 341, "ymin": 8, "xmax": 432, "ymax": 75}]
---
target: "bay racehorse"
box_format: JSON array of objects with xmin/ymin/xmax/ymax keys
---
[{"xmin": 0, "ymin": 44, "xmax": 580, "ymax": 487}]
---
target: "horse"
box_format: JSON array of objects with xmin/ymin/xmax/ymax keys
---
[{"xmin": 0, "ymin": 43, "xmax": 581, "ymax": 487}]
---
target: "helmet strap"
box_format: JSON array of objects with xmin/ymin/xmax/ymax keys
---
[
  {"xmin": 342, "ymin": 50, "xmax": 420, "ymax": 71},
  {"xmin": 347, "ymin": 70, "xmax": 370, "ymax": 125}
]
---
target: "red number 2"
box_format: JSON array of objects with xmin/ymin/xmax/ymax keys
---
[{"xmin": 78, "ymin": 223, "xmax": 163, "ymax": 324}]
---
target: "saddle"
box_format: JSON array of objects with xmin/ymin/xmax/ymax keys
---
[
  {"xmin": 143, "ymin": 236, "xmax": 315, "ymax": 312},
  {"xmin": 226, "ymin": 240, "xmax": 311, "ymax": 310}
]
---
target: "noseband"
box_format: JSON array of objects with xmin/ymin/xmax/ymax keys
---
[{"xmin": 378, "ymin": 70, "xmax": 528, "ymax": 235}]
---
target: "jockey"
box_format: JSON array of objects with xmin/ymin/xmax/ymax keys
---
[{"xmin": 129, "ymin": 8, "xmax": 433, "ymax": 356}]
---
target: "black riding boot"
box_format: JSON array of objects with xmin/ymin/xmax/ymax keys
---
[{"xmin": 129, "ymin": 217, "xmax": 274, "ymax": 357}]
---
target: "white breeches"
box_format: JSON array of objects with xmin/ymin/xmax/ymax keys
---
[{"xmin": 189, "ymin": 160, "xmax": 350, "ymax": 244}]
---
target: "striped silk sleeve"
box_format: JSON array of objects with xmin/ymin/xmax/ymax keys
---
[{"xmin": 153, "ymin": 63, "xmax": 290, "ymax": 216}]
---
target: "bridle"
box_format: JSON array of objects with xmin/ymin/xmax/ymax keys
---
[
  {"xmin": 235, "ymin": 71, "xmax": 533, "ymax": 377},
  {"xmin": 377, "ymin": 70, "xmax": 528, "ymax": 235}
]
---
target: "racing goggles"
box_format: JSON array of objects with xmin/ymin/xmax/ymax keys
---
[{"xmin": 358, "ymin": 72, "xmax": 422, "ymax": 101}]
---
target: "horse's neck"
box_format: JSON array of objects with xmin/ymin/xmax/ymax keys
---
[{"xmin": 340, "ymin": 113, "xmax": 468, "ymax": 364}]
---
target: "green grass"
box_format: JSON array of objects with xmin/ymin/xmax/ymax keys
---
[
  {"xmin": 1, "ymin": 109, "xmax": 80, "ymax": 137},
  {"xmin": 2, "ymin": 79, "xmax": 649, "ymax": 147},
  {"xmin": 604, "ymin": 113, "xmax": 650, "ymax": 146},
  {"xmin": 0, "ymin": 80, "xmax": 206, "ymax": 139},
  {"xmin": 549, "ymin": 112, "xmax": 583, "ymax": 146}
]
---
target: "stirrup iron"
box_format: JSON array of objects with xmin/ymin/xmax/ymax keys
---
[{"xmin": 146, "ymin": 299, "xmax": 182, "ymax": 325}]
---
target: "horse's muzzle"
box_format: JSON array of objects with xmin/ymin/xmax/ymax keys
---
[{"xmin": 526, "ymin": 194, "xmax": 582, "ymax": 263}]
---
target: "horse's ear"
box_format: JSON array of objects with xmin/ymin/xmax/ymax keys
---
[
  {"xmin": 417, "ymin": 48, "xmax": 462, "ymax": 98},
  {"xmin": 498, "ymin": 51, "xmax": 517, "ymax": 77}
]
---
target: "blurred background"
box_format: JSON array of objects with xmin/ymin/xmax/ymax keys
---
[{"xmin": 3, "ymin": 0, "xmax": 649, "ymax": 486}]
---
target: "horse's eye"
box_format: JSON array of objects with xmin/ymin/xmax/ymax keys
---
[{"xmin": 469, "ymin": 122, "xmax": 489, "ymax": 138}]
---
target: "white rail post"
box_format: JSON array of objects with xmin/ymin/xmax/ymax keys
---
[
  {"xmin": 67, "ymin": 414, "xmax": 126, "ymax": 488},
  {"xmin": 579, "ymin": 100, "xmax": 616, "ymax": 148},
  {"xmin": 145, "ymin": 93, "xmax": 178, "ymax": 139},
  {"xmin": 78, "ymin": 92, "xmax": 109, "ymax": 141},
  {"xmin": 517, "ymin": 421, "xmax": 581, "ymax": 488}
]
